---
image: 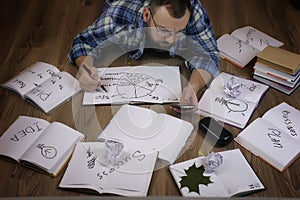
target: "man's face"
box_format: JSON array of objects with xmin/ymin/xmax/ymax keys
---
[{"xmin": 144, "ymin": 6, "xmax": 190, "ymax": 48}]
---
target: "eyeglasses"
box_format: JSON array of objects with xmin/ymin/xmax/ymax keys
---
[{"xmin": 149, "ymin": 8, "xmax": 184, "ymax": 38}]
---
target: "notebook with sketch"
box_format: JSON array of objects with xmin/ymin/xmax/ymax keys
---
[
  {"xmin": 0, "ymin": 116, "xmax": 85, "ymax": 177},
  {"xmin": 196, "ymin": 72, "xmax": 269, "ymax": 128},
  {"xmin": 97, "ymin": 104, "xmax": 194, "ymax": 164},
  {"xmin": 59, "ymin": 142, "xmax": 158, "ymax": 196},
  {"xmin": 1, "ymin": 62, "xmax": 81, "ymax": 114},
  {"xmin": 217, "ymin": 26, "xmax": 283, "ymax": 68},
  {"xmin": 169, "ymin": 149, "xmax": 264, "ymax": 197},
  {"xmin": 235, "ymin": 102, "xmax": 300, "ymax": 172},
  {"xmin": 82, "ymin": 66, "xmax": 182, "ymax": 105}
]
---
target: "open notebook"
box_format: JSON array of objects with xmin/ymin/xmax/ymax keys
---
[
  {"xmin": 0, "ymin": 116, "xmax": 85, "ymax": 177},
  {"xmin": 59, "ymin": 142, "xmax": 158, "ymax": 196},
  {"xmin": 169, "ymin": 149, "xmax": 264, "ymax": 197},
  {"xmin": 217, "ymin": 26, "xmax": 283, "ymax": 68},
  {"xmin": 196, "ymin": 72, "xmax": 269, "ymax": 128},
  {"xmin": 97, "ymin": 104, "xmax": 194, "ymax": 164},
  {"xmin": 235, "ymin": 102, "xmax": 300, "ymax": 172},
  {"xmin": 1, "ymin": 62, "xmax": 81, "ymax": 114},
  {"xmin": 82, "ymin": 66, "xmax": 182, "ymax": 105}
]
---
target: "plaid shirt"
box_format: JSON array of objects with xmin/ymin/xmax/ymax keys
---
[{"xmin": 69, "ymin": 0, "xmax": 219, "ymax": 77}]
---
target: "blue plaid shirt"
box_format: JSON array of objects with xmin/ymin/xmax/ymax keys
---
[{"xmin": 69, "ymin": 0, "xmax": 219, "ymax": 77}]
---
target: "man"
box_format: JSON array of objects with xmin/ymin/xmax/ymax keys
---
[{"xmin": 69, "ymin": 0, "xmax": 219, "ymax": 110}]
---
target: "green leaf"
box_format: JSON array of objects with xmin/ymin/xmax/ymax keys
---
[{"xmin": 179, "ymin": 163, "xmax": 213, "ymax": 195}]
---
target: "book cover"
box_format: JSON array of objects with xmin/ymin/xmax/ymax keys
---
[{"xmin": 257, "ymin": 46, "xmax": 300, "ymax": 75}]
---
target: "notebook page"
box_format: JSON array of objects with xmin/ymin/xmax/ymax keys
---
[
  {"xmin": 20, "ymin": 122, "xmax": 84, "ymax": 173},
  {"xmin": 24, "ymin": 71, "xmax": 80, "ymax": 114},
  {"xmin": 0, "ymin": 116, "xmax": 50, "ymax": 161},
  {"xmin": 2, "ymin": 62, "xmax": 60, "ymax": 97}
]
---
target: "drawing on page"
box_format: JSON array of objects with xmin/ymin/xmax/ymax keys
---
[
  {"xmin": 215, "ymin": 97, "xmax": 249, "ymax": 116},
  {"xmin": 95, "ymin": 71, "xmax": 173, "ymax": 101},
  {"xmin": 37, "ymin": 143, "xmax": 57, "ymax": 159},
  {"xmin": 116, "ymin": 72, "xmax": 158, "ymax": 99}
]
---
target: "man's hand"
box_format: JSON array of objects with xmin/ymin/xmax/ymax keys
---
[
  {"xmin": 75, "ymin": 56, "xmax": 100, "ymax": 92},
  {"xmin": 78, "ymin": 65, "xmax": 99, "ymax": 92},
  {"xmin": 171, "ymin": 68, "xmax": 212, "ymax": 113},
  {"xmin": 181, "ymin": 85, "xmax": 199, "ymax": 106}
]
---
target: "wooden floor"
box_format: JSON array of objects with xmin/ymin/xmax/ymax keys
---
[{"xmin": 0, "ymin": 0, "xmax": 299, "ymax": 198}]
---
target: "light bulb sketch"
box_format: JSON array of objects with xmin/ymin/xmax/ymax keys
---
[{"xmin": 37, "ymin": 143, "xmax": 57, "ymax": 159}]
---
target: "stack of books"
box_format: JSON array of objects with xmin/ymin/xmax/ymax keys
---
[{"xmin": 253, "ymin": 46, "xmax": 300, "ymax": 95}]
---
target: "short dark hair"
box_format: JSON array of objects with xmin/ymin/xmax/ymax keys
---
[{"xmin": 149, "ymin": 0, "xmax": 191, "ymax": 18}]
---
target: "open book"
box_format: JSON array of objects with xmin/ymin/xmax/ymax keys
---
[
  {"xmin": 217, "ymin": 26, "xmax": 283, "ymax": 68},
  {"xmin": 82, "ymin": 66, "xmax": 181, "ymax": 105},
  {"xmin": 196, "ymin": 72, "xmax": 269, "ymax": 128},
  {"xmin": 1, "ymin": 62, "xmax": 81, "ymax": 114},
  {"xmin": 169, "ymin": 149, "xmax": 265, "ymax": 197},
  {"xmin": 0, "ymin": 116, "xmax": 85, "ymax": 177},
  {"xmin": 97, "ymin": 104, "xmax": 194, "ymax": 164},
  {"xmin": 59, "ymin": 142, "xmax": 158, "ymax": 196},
  {"xmin": 235, "ymin": 102, "xmax": 300, "ymax": 172}
]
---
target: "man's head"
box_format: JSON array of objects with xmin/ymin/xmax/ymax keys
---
[{"xmin": 143, "ymin": 0, "xmax": 191, "ymax": 47}]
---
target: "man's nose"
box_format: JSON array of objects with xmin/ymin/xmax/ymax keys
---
[{"xmin": 165, "ymin": 34, "xmax": 177, "ymax": 44}]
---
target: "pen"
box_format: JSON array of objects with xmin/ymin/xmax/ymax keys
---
[{"xmin": 82, "ymin": 64, "xmax": 108, "ymax": 92}]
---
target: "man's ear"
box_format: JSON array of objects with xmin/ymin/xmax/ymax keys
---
[{"xmin": 143, "ymin": 7, "xmax": 151, "ymax": 22}]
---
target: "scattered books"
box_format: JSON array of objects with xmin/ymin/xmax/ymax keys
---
[
  {"xmin": 97, "ymin": 104, "xmax": 194, "ymax": 164},
  {"xmin": 169, "ymin": 149, "xmax": 265, "ymax": 197},
  {"xmin": 59, "ymin": 142, "xmax": 158, "ymax": 196},
  {"xmin": 253, "ymin": 46, "xmax": 300, "ymax": 95},
  {"xmin": 235, "ymin": 102, "xmax": 300, "ymax": 172},
  {"xmin": 196, "ymin": 72, "xmax": 269, "ymax": 129},
  {"xmin": 1, "ymin": 62, "xmax": 81, "ymax": 114},
  {"xmin": 82, "ymin": 66, "xmax": 181, "ymax": 105},
  {"xmin": 0, "ymin": 116, "xmax": 85, "ymax": 177},
  {"xmin": 217, "ymin": 26, "xmax": 283, "ymax": 68}
]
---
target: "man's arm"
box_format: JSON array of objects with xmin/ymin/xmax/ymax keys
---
[{"xmin": 180, "ymin": 68, "xmax": 211, "ymax": 107}]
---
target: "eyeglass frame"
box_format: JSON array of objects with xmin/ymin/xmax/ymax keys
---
[{"xmin": 148, "ymin": 8, "xmax": 185, "ymax": 37}]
